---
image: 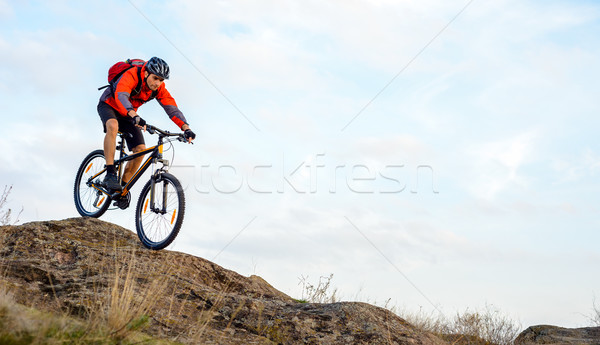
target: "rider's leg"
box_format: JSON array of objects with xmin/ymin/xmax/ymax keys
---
[
  {"xmin": 122, "ymin": 144, "xmax": 147, "ymax": 184},
  {"xmin": 103, "ymin": 118, "xmax": 118, "ymax": 166}
]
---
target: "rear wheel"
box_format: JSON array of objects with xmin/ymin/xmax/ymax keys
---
[
  {"xmin": 135, "ymin": 173, "xmax": 185, "ymax": 250},
  {"xmin": 74, "ymin": 150, "xmax": 111, "ymax": 217}
]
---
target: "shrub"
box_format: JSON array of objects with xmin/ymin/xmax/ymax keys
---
[
  {"xmin": 402, "ymin": 304, "xmax": 521, "ymax": 345},
  {"xmin": 590, "ymin": 298, "xmax": 600, "ymax": 326},
  {"xmin": 297, "ymin": 273, "xmax": 338, "ymax": 303},
  {"xmin": 0, "ymin": 185, "xmax": 22, "ymax": 226}
]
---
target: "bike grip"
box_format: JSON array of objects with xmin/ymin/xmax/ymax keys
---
[{"xmin": 180, "ymin": 135, "xmax": 194, "ymax": 144}]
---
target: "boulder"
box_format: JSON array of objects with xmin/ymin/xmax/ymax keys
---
[{"xmin": 515, "ymin": 325, "xmax": 600, "ymax": 345}]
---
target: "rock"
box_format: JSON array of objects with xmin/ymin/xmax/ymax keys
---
[
  {"xmin": 0, "ymin": 217, "xmax": 448, "ymax": 345},
  {"xmin": 515, "ymin": 325, "xmax": 600, "ymax": 345}
]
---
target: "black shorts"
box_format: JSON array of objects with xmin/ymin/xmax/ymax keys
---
[{"xmin": 97, "ymin": 101, "xmax": 145, "ymax": 151}]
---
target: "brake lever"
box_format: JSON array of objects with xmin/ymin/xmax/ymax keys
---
[{"xmin": 147, "ymin": 126, "xmax": 155, "ymax": 135}]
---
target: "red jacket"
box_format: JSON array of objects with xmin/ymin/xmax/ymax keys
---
[{"xmin": 100, "ymin": 65, "xmax": 188, "ymax": 129}]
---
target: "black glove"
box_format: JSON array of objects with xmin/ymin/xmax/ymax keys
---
[
  {"xmin": 132, "ymin": 115, "xmax": 146, "ymax": 127},
  {"xmin": 184, "ymin": 129, "xmax": 196, "ymax": 140}
]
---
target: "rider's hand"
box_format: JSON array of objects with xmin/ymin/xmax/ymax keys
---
[
  {"xmin": 184, "ymin": 129, "xmax": 196, "ymax": 143},
  {"xmin": 132, "ymin": 115, "xmax": 147, "ymax": 130}
]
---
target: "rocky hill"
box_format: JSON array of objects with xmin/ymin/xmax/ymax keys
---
[
  {"xmin": 0, "ymin": 218, "xmax": 447, "ymax": 345},
  {"xmin": 515, "ymin": 325, "xmax": 600, "ymax": 345}
]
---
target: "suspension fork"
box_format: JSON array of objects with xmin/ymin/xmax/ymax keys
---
[
  {"xmin": 149, "ymin": 137, "xmax": 168, "ymax": 214},
  {"xmin": 150, "ymin": 171, "xmax": 168, "ymax": 214}
]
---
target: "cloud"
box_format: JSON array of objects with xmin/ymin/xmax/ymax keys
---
[
  {"xmin": 0, "ymin": 29, "xmax": 121, "ymax": 95},
  {"xmin": 0, "ymin": 0, "xmax": 13, "ymax": 19},
  {"xmin": 167, "ymin": 0, "xmax": 483, "ymax": 93},
  {"xmin": 466, "ymin": 130, "xmax": 537, "ymax": 200},
  {"xmin": 552, "ymin": 148, "xmax": 600, "ymax": 184},
  {"xmin": 354, "ymin": 135, "xmax": 430, "ymax": 163}
]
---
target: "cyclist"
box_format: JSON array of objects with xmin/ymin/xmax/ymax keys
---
[{"xmin": 97, "ymin": 57, "xmax": 195, "ymax": 191}]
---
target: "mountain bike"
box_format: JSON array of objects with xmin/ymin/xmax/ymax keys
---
[{"xmin": 74, "ymin": 124, "xmax": 188, "ymax": 250}]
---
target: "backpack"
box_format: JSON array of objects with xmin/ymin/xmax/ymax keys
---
[{"xmin": 98, "ymin": 58, "xmax": 157, "ymax": 101}]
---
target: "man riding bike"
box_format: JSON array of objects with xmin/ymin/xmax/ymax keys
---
[{"xmin": 97, "ymin": 56, "xmax": 195, "ymax": 191}]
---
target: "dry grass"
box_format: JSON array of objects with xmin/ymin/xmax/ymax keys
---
[
  {"xmin": 589, "ymin": 298, "xmax": 600, "ymax": 326},
  {"xmin": 297, "ymin": 273, "xmax": 338, "ymax": 303},
  {"xmin": 401, "ymin": 304, "xmax": 522, "ymax": 345},
  {"xmin": 294, "ymin": 271, "xmax": 522, "ymax": 345},
  {"xmin": 0, "ymin": 185, "xmax": 22, "ymax": 226},
  {"xmin": 0, "ymin": 269, "xmax": 180, "ymax": 344},
  {"xmin": 0, "ymin": 280, "xmax": 168, "ymax": 345},
  {"xmin": 102, "ymin": 249, "xmax": 239, "ymax": 344},
  {"xmin": 105, "ymin": 249, "xmax": 158, "ymax": 338}
]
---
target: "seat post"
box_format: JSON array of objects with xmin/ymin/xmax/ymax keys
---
[
  {"xmin": 116, "ymin": 132, "xmax": 126, "ymax": 155},
  {"xmin": 116, "ymin": 132, "xmax": 127, "ymax": 181}
]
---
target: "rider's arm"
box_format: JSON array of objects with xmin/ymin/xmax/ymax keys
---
[
  {"xmin": 155, "ymin": 85, "xmax": 189, "ymax": 130},
  {"xmin": 112, "ymin": 69, "xmax": 138, "ymax": 116}
]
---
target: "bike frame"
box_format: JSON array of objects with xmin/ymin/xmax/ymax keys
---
[
  {"xmin": 114, "ymin": 137, "xmax": 163, "ymax": 196},
  {"xmin": 86, "ymin": 126, "xmax": 180, "ymax": 212}
]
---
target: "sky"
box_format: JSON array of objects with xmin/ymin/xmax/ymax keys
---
[{"xmin": 1, "ymin": 0, "xmax": 600, "ymax": 329}]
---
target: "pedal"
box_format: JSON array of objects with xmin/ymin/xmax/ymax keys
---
[{"xmin": 112, "ymin": 193, "xmax": 131, "ymax": 210}]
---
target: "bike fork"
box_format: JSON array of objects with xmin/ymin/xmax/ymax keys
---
[{"xmin": 150, "ymin": 173, "xmax": 168, "ymax": 214}]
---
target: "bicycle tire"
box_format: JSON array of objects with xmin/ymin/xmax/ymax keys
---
[
  {"xmin": 135, "ymin": 172, "xmax": 185, "ymax": 250},
  {"xmin": 74, "ymin": 149, "xmax": 111, "ymax": 218}
]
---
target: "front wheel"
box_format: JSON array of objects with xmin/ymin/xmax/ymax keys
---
[
  {"xmin": 135, "ymin": 172, "xmax": 185, "ymax": 250},
  {"xmin": 74, "ymin": 149, "xmax": 111, "ymax": 218}
]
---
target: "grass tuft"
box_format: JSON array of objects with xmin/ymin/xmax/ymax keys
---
[
  {"xmin": 297, "ymin": 273, "xmax": 338, "ymax": 304},
  {"xmin": 402, "ymin": 304, "xmax": 521, "ymax": 345},
  {"xmin": 589, "ymin": 297, "xmax": 600, "ymax": 326},
  {"xmin": 0, "ymin": 185, "xmax": 22, "ymax": 226},
  {"xmin": 0, "ymin": 277, "xmax": 181, "ymax": 345}
]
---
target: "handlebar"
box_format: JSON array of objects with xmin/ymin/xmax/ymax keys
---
[
  {"xmin": 119, "ymin": 124, "xmax": 190, "ymax": 143},
  {"xmin": 146, "ymin": 124, "xmax": 176, "ymax": 136},
  {"xmin": 146, "ymin": 124, "xmax": 191, "ymax": 144}
]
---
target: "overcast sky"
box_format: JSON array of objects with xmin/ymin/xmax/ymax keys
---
[{"xmin": 1, "ymin": 0, "xmax": 600, "ymax": 328}]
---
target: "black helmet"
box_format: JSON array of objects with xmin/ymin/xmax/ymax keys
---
[{"xmin": 146, "ymin": 56, "xmax": 170, "ymax": 79}]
